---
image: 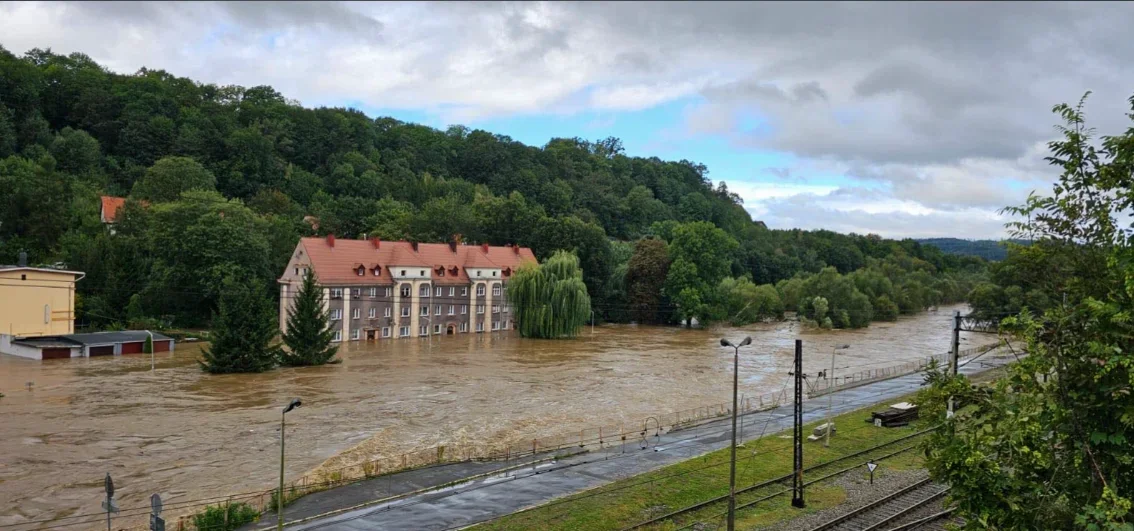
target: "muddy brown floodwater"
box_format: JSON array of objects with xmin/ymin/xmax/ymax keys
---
[{"xmin": 0, "ymin": 305, "xmax": 994, "ymax": 529}]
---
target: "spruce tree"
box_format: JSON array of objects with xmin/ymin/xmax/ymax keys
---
[
  {"xmin": 199, "ymin": 275, "xmax": 280, "ymax": 374},
  {"xmin": 281, "ymin": 269, "xmax": 338, "ymax": 366}
]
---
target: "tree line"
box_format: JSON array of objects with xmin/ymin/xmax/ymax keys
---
[{"xmin": 0, "ymin": 46, "xmax": 987, "ymax": 335}]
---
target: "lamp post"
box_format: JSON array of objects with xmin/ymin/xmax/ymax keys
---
[
  {"xmin": 279, "ymin": 398, "xmax": 302, "ymax": 531},
  {"xmin": 145, "ymin": 329, "xmax": 155, "ymax": 371},
  {"xmin": 720, "ymin": 336, "xmax": 752, "ymax": 531},
  {"xmin": 825, "ymin": 344, "xmax": 850, "ymax": 447}
]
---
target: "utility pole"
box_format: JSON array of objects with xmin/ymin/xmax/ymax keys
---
[
  {"xmin": 791, "ymin": 339, "xmax": 805, "ymax": 508},
  {"xmin": 948, "ymin": 310, "xmax": 960, "ymax": 418}
]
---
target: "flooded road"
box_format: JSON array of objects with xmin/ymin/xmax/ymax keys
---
[{"xmin": 0, "ymin": 306, "xmax": 992, "ymax": 528}]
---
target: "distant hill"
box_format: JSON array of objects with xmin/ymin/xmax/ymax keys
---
[{"xmin": 914, "ymin": 238, "xmax": 1029, "ymax": 261}]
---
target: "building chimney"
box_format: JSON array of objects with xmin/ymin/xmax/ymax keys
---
[
  {"xmin": 449, "ymin": 239, "xmax": 457, "ymax": 253},
  {"xmin": 18, "ymin": 251, "xmax": 28, "ymax": 267},
  {"xmin": 327, "ymin": 234, "xmax": 335, "ymax": 248},
  {"xmin": 513, "ymin": 245, "xmax": 520, "ymax": 255},
  {"xmin": 481, "ymin": 243, "xmax": 489, "ymax": 253},
  {"xmin": 372, "ymin": 237, "xmax": 381, "ymax": 249},
  {"xmin": 411, "ymin": 241, "xmax": 419, "ymax": 252}
]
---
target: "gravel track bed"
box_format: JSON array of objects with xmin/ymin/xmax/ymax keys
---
[{"xmin": 759, "ymin": 468, "xmax": 929, "ymax": 530}]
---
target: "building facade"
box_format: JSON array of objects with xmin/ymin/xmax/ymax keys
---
[
  {"xmin": 277, "ymin": 237, "xmax": 537, "ymax": 342},
  {"xmin": 0, "ymin": 260, "xmax": 86, "ymax": 359}
]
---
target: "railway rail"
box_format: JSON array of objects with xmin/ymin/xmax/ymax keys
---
[{"xmin": 809, "ymin": 477, "xmax": 950, "ymax": 531}]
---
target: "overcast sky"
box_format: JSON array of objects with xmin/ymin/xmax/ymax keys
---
[{"xmin": 3, "ymin": 1, "xmax": 1132, "ymax": 238}]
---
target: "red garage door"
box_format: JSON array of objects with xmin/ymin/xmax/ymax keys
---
[
  {"xmin": 121, "ymin": 341, "xmax": 144, "ymax": 354},
  {"xmin": 42, "ymin": 348, "xmax": 71, "ymax": 360},
  {"xmin": 153, "ymin": 340, "xmax": 172, "ymax": 353},
  {"xmin": 89, "ymin": 345, "xmax": 114, "ymax": 357}
]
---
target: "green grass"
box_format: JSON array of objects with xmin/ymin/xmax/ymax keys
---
[{"xmin": 474, "ymin": 393, "xmax": 929, "ymax": 531}]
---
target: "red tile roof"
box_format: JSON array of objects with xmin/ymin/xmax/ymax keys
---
[
  {"xmin": 100, "ymin": 196, "xmax": 126, "ymax": 223},
  {"xmin": 292, "ymin": 238, "xmax": 537, "ymax": 285}
]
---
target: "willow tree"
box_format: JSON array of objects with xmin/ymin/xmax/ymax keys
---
[{"xmin": 507, "ymin": 250, "xmax": 592, "ymax": 339}]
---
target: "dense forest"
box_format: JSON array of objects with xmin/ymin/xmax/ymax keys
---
[
  {"xmin": 913, "ymin": 238, "xmax": 1032, "ymax": 261},
  {"xmin": 0, "ymin": 47, "xmax": 988, "ymax": 330}
]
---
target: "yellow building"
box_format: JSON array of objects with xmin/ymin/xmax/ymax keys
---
[{"xmin": 0, "ymin": 264, "xmax": 85, "ymax": 358}]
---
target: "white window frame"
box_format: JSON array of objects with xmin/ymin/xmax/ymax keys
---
[
  {"xmin": 400, "ymin": 285, "xmax": 411, "ymax": 297},
  {"xmin": 433, "ymin": 324, "xmax": 441, "ymax": 334},
  {"xmin": 460, "ymin": 323, "xmax": 468, "ymax": 332},
  {"xmin": 419, "ymin": 325, "xmax": 428, "ymax": 337},
  {"xmin": 435, "ymin": 287, "xmax": 443, "ymax": 297},
  {"xmin": 492, "ymin": 321, "xmax": 500, "ymax": 330},
  {"xmin": 369, "ymin": 287, "xmax": 377, "ymax": 298},
  {"xmin": 400, "ymin": 326, "xmax": 409, "ymax": 337},
  {"xmin": 333, "ymin": 330, "xmax": 342, "ymax": 341},
  {"xmin": 492, "ymin": 285, "xmax": 501, "ymax": 297},
  {"xmin": 353, "ymin": 288, "xmax": 361, "ymax": 297},
  {"xmin": 477, "ymin": 285, "xmax": 485, "ymax": 296},
  {"xmin": 368, "ymin": 307, "xmax": 376, "ymax": 318},
  {"xmin": 352, "ymin": 308, "xmax": 360, "ymax": 319},
  {"xmin": 401, "ymin": 307, "xmax": 410, "ymax": 317},
  {"xmin": 330, "ymin": 288, "xmax": 343, "ymax": 299},
  {"xmin": 330, "ymin": 309, "xmax": 342, "ymax": 321},
  {"xmin": 420, "ymin": 306, "xmax": 429, "ymax": 316},
  {"xmin": 448, "ymin": 287, "xmax": 455, "ymax": 296},
  {"xmin": 476, "ymin": 322, "xmax": 484, "ymax": 332},
  {"xmin": 419, "ymin": 285, "xmax": 430, "ymax": 297},
  {"xmin": 492, "ymin": 305, "xmax": 499, "ymax": 314},
  {"xmin": 351, "ymin": 328, "xmax": 360, "ymax": 340},
  {"xmin": 382, "ymin": 327, "xmax": 390, "ymax": 337},
  {"xmin": 435, "ymin": 305, "xmax": 442, "ymax": 315},
  {"xmin": 448, "ymin": 305, "xmax": 455, "ymax": 315},
  {"xmin": 384, "ymin": 307, "xmax": 392, "ymax": 318},
  {"xmin": 385, "ymin": 287, "xmax": 392, "ymax": 297},
  {"xmin": 461, "ymin": 305, "xmax": 468, "ymax": 314},
  {"xmin": 477, "ymin": 305, "xmax": 485, "ymax": 314},
  {"xmin": 462, "ymin": 287, "xmax": 468, "ymax": 296},
  {"xmin": 503, "ymin": 305, "xmax": 509, "ymax": 313}
]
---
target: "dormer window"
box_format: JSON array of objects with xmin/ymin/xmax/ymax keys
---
[
  {"xmin": 420, "ymin": 270, "xmax": 425, "ymax": 276},
  {"xmin": 356, "ymin": 267, "xmax": 365, "ymax": 276}
]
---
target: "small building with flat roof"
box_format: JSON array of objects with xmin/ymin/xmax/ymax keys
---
[{"xmin": 2, "ymin": 331, "xmax": 174, "ymax": 360}]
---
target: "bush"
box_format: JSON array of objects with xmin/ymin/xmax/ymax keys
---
[
  {"xmin": 192, "ymin": 502, "xmax": 258, "ymax": 531},
  {"xmin": 874, "ymin": 295, "xmax": 900, "ymax": 321}
]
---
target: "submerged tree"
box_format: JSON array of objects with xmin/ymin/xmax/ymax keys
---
[
  {"xmin": 281, "ymin": 269, "xmax": 338, "ymax": 366},
  {"xmin": 200, "ymin": 275, "xmax": 281, "ymax": 373},
  {"xmin": 507, "ymin": 250, "xmax": 591, "ymax": 339}
]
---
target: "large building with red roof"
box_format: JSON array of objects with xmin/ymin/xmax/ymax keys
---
[{"xmin": 278, "ymin": 236, "xmax": 538, "ymax": 341}]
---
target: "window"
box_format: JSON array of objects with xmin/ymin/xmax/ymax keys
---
[
  {"xmin": 419, "ymin": 285, "xmax": 430, "ymax": 297},
  {"xmin": 331, "ymin": 288, "xmax": 343, "ymax": 299},
  {"xmin": 294, "ymin": 267, "xmax": 299, "ymax": 276},
  {"xmin": 373, "ymin": 268, "xmax": 380, "ymax": 277},
  {"xmin": 385, "ymin": 287, "xmax": 392, "ymax": 297},
  {"xmin": 433, "ymin": 324, "xmax": 441, "ymax": 334},
  {"xmin": 384, "ymin": 307, "xmax": 392, "ymax": 318},
  {"xmin": 351, "ymin": 329, "xmax": 360, "ymax": 340},
  {"xmin": 368, "ymin": 307, "xmax": 376, "ymax": 319},
  {"xmin": 461, "ymin": 305, "xmax": 468, "ymax": 315},
  {"xmin": 492, "ymin": 271, "xmax": 497, "ymax": 277},
  {"xmin": 420, "ymin": 270, "xmax": 425, "ymax": 276},
  {"xmin": 492, "ymin": 305, "xmax": 499, "ymax": 314},
  {"xmin": 448, "ymin": 287, "xmax": 455, "ymax": 296},
  {"xmin": 420, "ymin": 306, "xmax": 429, "ymax": 316},
  {"xmin": 419, "ymin": 326, "xmax": 428, "ymax": 336},
  {"xmin": 477, "ymin": 305, "xmax": 485, "ymax": 314},
  {"xmin": 476, "ymin": 322, "xmax": 484, "ymax": 332},
  {"xmin": 492, "ymin": 321, "xmax": 500, "ymax": 331},
  {"xmin": 357, "ymin": 268, "xmax": 364, "ymax": 277},
  {"xmin": 460, "ymin": 322, "xmax": 468, "ymax": 332},
  {"xmin": 448, "ymin": 305, "xmax": 455, "ymax": 315},
  {"xmin": 492, "ymin": 285, "xmax": 501, "ymax": 297},
  {"xmin": 401, "ymin": 306, "xmax": 410, "ymax": 317},
  {"xmin": 382, "ymin": 327, "xmax": 391, "ymax": 338},
  {"xmin": 435, "ymin": 287, "xmax": 442, "ymax": 297},
  {"xmin": 352, "ymin": 308, "xmax": 360, "ymax": 319},
  {"xmin": 477, "ymin": 271, "xmax": 482, "ymax": 277},
  {"xmin": 503, "ymin": 305, "xmax": 509, "ymax": 313},
  {"xmin": 505, "ymin": 320, "xmax": 511, "ymax": 330},
  {"xmin": 369, "ymin": 287, "xmax": 377, "ymax": 298},
  {"xmin": 330, "ymin": 309, "xmax": 342, "ymax": 320},
  {"xmin": 462, "ymin": 287, "xmax": 468, "ymax": 296},
  {"xmin": 334, "ymin": 330, "xmax": 342, "ymax": 341},
  {"xmin": 401, "ymin": 270, "xmax": 406, "ymax": 276},
  {"xmin": 400, "ymin": 326, "xmax": 409, "ymax": 337},
  {"xmin": 435, "ymin": 305, "xmax": 442, "ymax": 315},
  {"xmin": 401, "ymin": 285, "xmax": 411, "ymax": 297},
  {"xmin": 477, "ymin": 285, "xmax": 485, "ymax": 296}
]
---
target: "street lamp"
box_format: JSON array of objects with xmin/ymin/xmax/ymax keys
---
[
  {"xmin": 278, "ymin": 398, "xmax": 302, "ymax": 531},
  {"xmin": 825, "ymin": 344, "xmax": 850, "ymax": 448},
  {"xmin": 145, "ymin": 330, "xmax": 155, "ymax": 371},
  {"xmin": 720, "ymin": 336, "xmax": 752, "ymax": 531}
]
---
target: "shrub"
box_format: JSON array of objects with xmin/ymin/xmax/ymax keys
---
[{"xmin": 192, "ymin": 502, "xmax": 258, "ymax": 531}]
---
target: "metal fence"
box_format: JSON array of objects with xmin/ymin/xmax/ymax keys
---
[{"xmin": 806, "ymin": 342, "xmax": 1003, "ymax": 398}]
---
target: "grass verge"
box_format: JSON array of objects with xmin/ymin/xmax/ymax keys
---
[{"xmin": 474, "ymin": 393, "xmax": 929, "ymax": 531}]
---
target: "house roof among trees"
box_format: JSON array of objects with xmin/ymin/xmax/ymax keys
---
[{"xmin": 293, "ymin": 237, "xmax": 536, "ymax": 285}]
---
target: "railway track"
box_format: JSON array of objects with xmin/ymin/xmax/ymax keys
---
[{"xmin": 808, "ymin": 477, "xmax": 950, "ymax": 531}]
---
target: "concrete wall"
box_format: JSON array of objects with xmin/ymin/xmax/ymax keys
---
[
  {"xmin": 0, "ymin": 334, "xmax": 43, "ymax": 359},
  {"xmin": 0, "ymin": 269, "xmax": 78, "ymax": 337}
]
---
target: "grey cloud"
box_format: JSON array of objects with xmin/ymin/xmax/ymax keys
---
[{"xmin": 221, "ymin": 2, "xmax": 383, "ymax": 39}]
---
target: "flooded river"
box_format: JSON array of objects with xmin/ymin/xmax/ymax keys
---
[{"xmin": 0, "ymin": 306, "xmax": 993, "ymax": 528}]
